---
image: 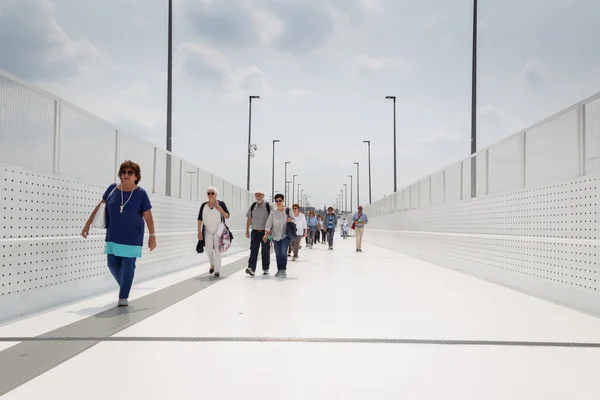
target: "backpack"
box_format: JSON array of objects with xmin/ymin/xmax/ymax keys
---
[
  {"xmin": 285, "ymin": 207, "xmax": 297, "ymax": 240},
  {"xmin": 250, "ymin": 201, "xmax": 270, "ymax": 214}
]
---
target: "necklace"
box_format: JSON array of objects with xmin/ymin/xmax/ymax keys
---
[{"xmin": 120, "ymin": 184, "xmax": 136, "ymax": 213}]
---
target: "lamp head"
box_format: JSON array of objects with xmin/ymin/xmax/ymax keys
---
[
  {"xmin": 385, "ymin": 96, "xmax": 395, "ymax": 100},
  {"xmin": 250, "ymin": 95, "xmax": 260, "ymax": 99}
]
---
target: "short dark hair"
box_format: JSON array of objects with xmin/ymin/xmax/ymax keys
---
[
  {"xmin": 292, "ymin": 203, "xmax": 300, "ymax": 209},
  {"xmin": 119, "ymin": 160, "xmax": 141, "ymax": 185},
  {"xmin": 274, "ymin": 193, "xmax": 284, "ymax": 201}
]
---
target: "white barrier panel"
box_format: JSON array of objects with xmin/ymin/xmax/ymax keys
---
[
  {"xmin": 364, "ymin": 174, "xmax": 600, "ymax": 317},
  {"xmin": 0, "ymin": 164, "xmax": 250, "ymax": 323}
]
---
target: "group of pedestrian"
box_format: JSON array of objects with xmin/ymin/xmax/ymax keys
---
[{"xmin": 82, "ymin": 161, "xmax": 369, "ymax": 307}]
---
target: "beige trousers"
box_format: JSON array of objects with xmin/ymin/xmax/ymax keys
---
[{"xmin": 355, "ymin": 226, "xmax": 365, "ymax": 249}]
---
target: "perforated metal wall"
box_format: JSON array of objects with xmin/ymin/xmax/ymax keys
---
[
  {"xmin": 0, "ymin": 165, "xmax": 250, "ymax": 322},
  {"xmin": 365, "ymin": 175, "xmax": 600, "ymax": 316}
]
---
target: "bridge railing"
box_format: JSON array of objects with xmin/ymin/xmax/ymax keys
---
[
  {"xmin": 0, "ymin": 68, "xmax": 253, "ymax": 208},
  {"xmin": 366, "ymin": 92, "xmax": 600, "ymax": 217}
]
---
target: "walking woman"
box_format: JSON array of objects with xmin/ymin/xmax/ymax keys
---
[
  {"xmin": 320, "ymin": 215, "xmax": 327, "ymax": 244},
  {"xmin": 81, "ymin": 160, "xmax": 156, "ymax": 307},
  {"xmin": 290, "ymin": 204, "xmax": 307, "ymax": 261},
  {"xmin": 314, "ymin": 216, "xmax": 321, "ymax": 245},
  {"xmin": 264, "ymin": 193, "xmax": 293, "ymax": 277},
  {"xmin": 198, "ymin": 186, "xmax": 230, "ymax": 278},
  {"xmin": 306, "ymin": 210, "xmax": 318, "ymax": 248}
]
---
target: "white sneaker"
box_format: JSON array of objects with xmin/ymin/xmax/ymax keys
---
[{"xmin": 117, "ymin": 299, "xmax": 129, "ymax": 307}]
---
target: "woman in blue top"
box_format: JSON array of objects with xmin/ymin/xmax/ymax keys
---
[
  {"xmin": 306, "ymin": 210, "xmax": 318, "ymax": 248},
  {"xmin": 82, "ymin": 160, "xmax": 156, "ymax": 307}
]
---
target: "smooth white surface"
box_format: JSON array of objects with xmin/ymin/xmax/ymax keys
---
[
  {"xmin": 116, "ymin": 236, "xmax": 600, "ymax": 342},
  {"xmin": 4, "ymin": 341, "xmax": 600, "ymax": 400},
  {"xmin": 4, "ymin": 236, "xmax": 600, "ymax": 399},
  {"xmin": 0, "ymin": 252, "xmax": 247, "ymax": 351}
]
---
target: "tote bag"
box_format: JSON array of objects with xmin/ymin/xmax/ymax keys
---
[{"xmin": 92, "ymin": 184, "xmax": 118, "ymax": 229}]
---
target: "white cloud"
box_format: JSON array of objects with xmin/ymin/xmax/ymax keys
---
[
  {"xmin": 360, "ymin": 0, "xmax": 383, "ymax": 14},
  {"xmin": 521, "ymin": 60, "xmax": 548, "ymax": 83},
  {"xmin": 179, "ymin": 42, "xmax": 266, "ymax": 96},
  {"xmin": 285, "ymin": 89, "xmax": 312, "ymax": 102},
  {"xmin": 353, "ymin": 54, "xmax": 405, "ymax": 73},
  {"xmin": 420, "ymin": 130, "xmax": 466, "ymax": 144},
  {"xmin": 415, "ymin": 13, "xmax": 447, "ymax": 30},
  {"xmin": 477, "ymin": 19, "xmax": 489, "ymax": 28}
]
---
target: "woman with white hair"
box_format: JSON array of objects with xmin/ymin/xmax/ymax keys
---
[{"xmin": 197, "ymin": 186, "xmax": 230, "ymax": 277}]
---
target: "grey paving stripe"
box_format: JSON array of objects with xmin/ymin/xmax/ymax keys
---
[
  {"xmin": 0, "ymin": 336, "xmax": 599, "ymax": 348},
  {"xmin": 0, "ymin": 257, "xmax": 248, "ymax": 396}
]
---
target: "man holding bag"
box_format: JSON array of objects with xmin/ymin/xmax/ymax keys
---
[{"xmin": 352, "ymin": 206, "xmax": 368, "ymax": 252}]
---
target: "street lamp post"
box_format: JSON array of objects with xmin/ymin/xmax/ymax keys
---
[
  {"xmin": 348, "ymin": 175, "xmax": 353, "ymax": 212},
  {"xmin": 247, "ymin": 95, "xmax": 260, "ymax": 191},
  {"xmin": 286, "ymin": 181, "xmax": 292, "ymax": 206},
  {"xmin": 271, "ymin": 139, "xmax": 280, "ymax": 201},
  {"xmin": 165, "ymin": 0, "xmax": 173, "ymax": 196},
  {"xmin": 343, "ymin": 183, "xmax": 348, "ymax": 214},
  {"xmin": 385, "ymin": 96, "xmax": 397, "ymax": 193},
  {"xmin": 471, "ymin": 0, "xmax": 478, "ymax": 198},
  {"xmin": 284, "ymin": 161, "xmax": 290, "ymax": 207},
  {"xmin": 297, "ymin": 183, "xmax": 301, "ymax": 204},
  {"xmin": 354, "ymin": 162, "xmax": 360, "ymax": 207},
  {"xmin": 340, "ymin": 190, "xmax": 344, "ymax": 213},
  {"xmin": 292, "ymin": 175, "xmax": 297, "ymax": 206},
  {"xmin": 300, "ymin": 189, "xmax": 304, "ymax": 207},
  {"xmin": 363, "ymin": 140, "xmax": 372, "ymax": 204}
]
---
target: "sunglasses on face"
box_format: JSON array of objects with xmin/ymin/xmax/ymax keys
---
[
  {"xmin": 275, "ymin": 200, "xmax": 283, "ymax": 203},
  {"xmin": 207, "ymin": 192, "xmax": 215, "ymax": 195},
  {"xmin": 120, "ymin": 170, "xmax": 135, "ymax": 176}
]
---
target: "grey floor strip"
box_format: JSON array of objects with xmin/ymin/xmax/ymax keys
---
[
  {"xmin": 0, "ymin": 257, "xmax": 248, "ymax": 396},
  {"xmin": 0, "ymin": 336, "xmax": 599, "ymax": 348}
]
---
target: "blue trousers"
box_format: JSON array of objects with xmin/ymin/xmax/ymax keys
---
[
  {"xmin": 107, "ymin": 254, "xmax": 137, "ymax": 299},
  {"xmin": 273, "ymin": 237, "xmax": 291, "ymax": 271}
]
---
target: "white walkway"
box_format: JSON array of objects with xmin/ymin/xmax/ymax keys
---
[{"xmin": 1, "ymin": 235, "xmax": 600, "ymax": 399}]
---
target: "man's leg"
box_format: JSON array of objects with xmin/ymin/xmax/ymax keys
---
[
  {"xmin": 292, "ymin": 236, "xmax": 301, "ymax": 258},
  {"xmin": 260, "ymin": 236, "xmax": 271, "ymax": 272},
  {"xmin": 328, "ymin": 228, "xmax": 335, "ymax": 248},
  {"xmin": 356, "ymin": 227, "xmax": 364, "ymax": 250},
  {"xmin": 247, "ymin": 230, "xmax": 261, "ymax": 272}
]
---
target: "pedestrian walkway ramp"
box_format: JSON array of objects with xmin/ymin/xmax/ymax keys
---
[{"xmin": 1, "ymin": 235, "xmax": 599, "ymax": 399}]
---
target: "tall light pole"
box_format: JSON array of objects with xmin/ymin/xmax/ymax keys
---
[
  {"xmin": 385, "ymin": 96, "xmax": 397, "ymax": 193},
  {"xmin": 286, "ymin": 180, "xmax": 292, "ymax": 207},
  {"xmin": 343, "ymin": 183, "xmax": 348, "ymax": 214},
  {"xmin": 284, "ymin": 161, "xmax": 290, "ymax": 207},
  {"xmin": 354, "ymin": 162, "xmax": 360, "ymax": 207},
  {"xmin": 471, "ymin": 0, "xmax": 478, "ymax": 198},
  {"xmin": 297, "ymin": 183, "xmax": 301, "ymax": 204},
  {"xmin": 271, "ymin": 139, "xmax": 280, "ymax": 202},
  {"xmin": 348, "ymin": 175, "xmax": 353, "ymax": 212},
  {"xmin": 165, "ymin": 0, "xmax": 173, "ymax": 196},
  {"xmin": 340, "ymin": 190, "xmax": 344, "ymax": 213},
  {"xmin": 292, "ymin": 174, "xmax": 297, "ymax": 206},
  {"xmin": 363, "ymin": 140, "xmax": 372, "ymax": 204},
  {"xmin": 300, "ymin": 189, "xmax": 304, "ymax": 206},
  {"xmin": 247, "ymin": 95, "xmax": 260, "ymax": 191}
]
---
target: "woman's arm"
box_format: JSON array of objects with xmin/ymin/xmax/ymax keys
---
[
  {"xmin": 143, "ymin": 210, "xmax": 157, "ymax": 251},
  {"xmin": 81, "ymin": 200, "xmax": 105, "ymax": 238},
  {"xmin": 197, "ymin": 219, "xmax": 204, "ymax": 240}
]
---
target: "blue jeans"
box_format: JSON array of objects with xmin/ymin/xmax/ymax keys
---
[
  {"xmin": 107, "ymin": 254, "xmax": 137, "ymax": 299},
  {"xmin": 273, "ymin": 237, "xmax": 291, "ymax": 271}
]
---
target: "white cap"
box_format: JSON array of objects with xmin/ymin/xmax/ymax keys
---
[{"xmin": 254, "ymin": 189, "xmax": 265, "ymax": 195}]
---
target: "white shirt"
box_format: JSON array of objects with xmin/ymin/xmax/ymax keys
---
[
  {"xmin": 293, "ymin": 212, "xmax": 307, "ymax": 235},
  {"xmin": 203, "ymin": 204, "xmax": 222, "ymax": 234}
]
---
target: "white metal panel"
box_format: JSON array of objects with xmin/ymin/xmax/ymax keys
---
[
  {"xmin": 118, "ymin": 132, "xmax": 156, "ymax": 191},
  {"xmin": 487, "ymin": 134, "xmax": 523, "ymax": 195},
  {"xmin": 585, "ymin": 98, "xmax": 600, "ymax": 175},
  {"xmin": 418, "ymin": 177, "xmax": 430, "ymax": 208},
  {"xmin": 526, "ymin": 109, "xmax": 579, "ymax": 188},
  {"xmin": 0, "ymin": 75, "xmax": 56, "ymax": 172},
  {"xmin": 444, "ymin": 162, "xmax": 462, "ymax": 203},
  {"xmin": 410, "ymin": 183, "xmax": 419, "ymax": 209},
  {"xmin": 462, "ymin": 159, "xmax": 472, "ymax": 200},
  {"xmin": 59, "ymin": 104, "xmax": 116, "ymax": 184}
]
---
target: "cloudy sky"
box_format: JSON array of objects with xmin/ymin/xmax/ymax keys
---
[{"xmin": 1, "ymin": 0, "xmax": 599, "ymax": 208}]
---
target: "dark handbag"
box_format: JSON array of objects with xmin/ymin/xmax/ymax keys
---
[
  {"xmin": 285, "ymin": 208, "xmax": 297, "ymax": 240},
  {"xmin": 196, "ymin": 239, "xmax": 205, "ymax": 253}
]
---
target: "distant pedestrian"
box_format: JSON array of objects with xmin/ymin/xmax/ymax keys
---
[
  {"xmin": 306, "ymin": 210, "xmax": 318, "ymax": 248},
  {"xmin": 290, "ymin": 204, "xmax": 307, "ymax": 261},
  {"xmin": 245, "ymin": 190, "xmax": 271, "ymax": 276},
  {"xmin": 264, "ymin": 193, "xmax": 293, "ymax": 277},
  {"xmin": 198, "ymin": 186, "xmax": 230, "ymax": 277},
  {"xmin": 352, "ymin": 205, "xmax": 368, "ymax": 252},
  {"xmin": 323, "ymin": 206, "xmax": 338, "ymax": 250}
]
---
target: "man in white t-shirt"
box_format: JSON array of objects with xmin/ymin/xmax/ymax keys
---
[{"xmin": 290, "ymin": 203, "xmax": 307, "ymax": 261}]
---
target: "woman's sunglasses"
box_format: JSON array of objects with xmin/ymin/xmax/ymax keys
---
[
  {"xmin": 275, "ymin": 199, "xmax": 283, "ymax": 203},
  {"xmin": 207, "ymin": 192, "xmax": 216, "ymax": 195},
  {"xmin": 120, "ymin": 170, "xmax": 135, "ymax": 176}
]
